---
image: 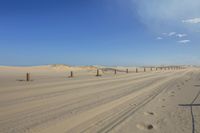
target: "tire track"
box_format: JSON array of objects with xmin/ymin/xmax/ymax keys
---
[
  {"xmin": 0, "ymin": 71, "xmax": 160, "ymax": 93},
  {"xmin": 0, "ymin": 72, "xmax": 182, "ymax": 133},
  {"xmin": 0, "ymin": 70, "xmax": 189, "ymax": 133},
  {"xmin": 0, "ymin": 76, "xmax": 168, "ymax": 133},
  {"xmin": 68, "ymin": 71, "xmax": 190, "ymax": 133},
  {"xmin": 0, "ymin": 72, "xmax": 175, "ymax": 107}
]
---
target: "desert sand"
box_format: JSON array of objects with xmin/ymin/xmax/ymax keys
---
[{"xmin": 0, "ymin": 65, "xmax": 200, "ymax": 133}]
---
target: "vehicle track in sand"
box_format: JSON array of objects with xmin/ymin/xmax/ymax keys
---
[
  {"xmin": 0, "ymin": 71, "xmax": 175, "ymax": 107},
  {"xmin": 67, "ymin": 71, "xmax": 190, "ymax": 133},
  {"xmin": 0, "ymin": 70, "xmax": 191, "ymax": 133}
]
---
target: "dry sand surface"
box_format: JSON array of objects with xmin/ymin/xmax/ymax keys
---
[{"xmin": 0, "ymin": 65, "xmax": 200, "ymax": 133}]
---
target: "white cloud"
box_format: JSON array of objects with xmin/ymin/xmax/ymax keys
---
[
  {"xmin": 182, "ymin": 18, "xmax": 200, "ymax": 24},
  {"xmin": 156, "ymin": 37, "xmax": 163, "ymax": 40},
  {"xmin": 176, "ymin": 34, "xmax": 187, "ymax": 38},
  {"xmin": 161, "ymin": 32, "xmax": 187, "ymax": 38},
  {"xmin": 132, "ymin": 0, "xmax": 200, "ymax": 32},
  {"xmin": 168, "ymin": 32, "xmax": 176, "ymax": 36},
  {"xmin": 162, "ymin": 33, "xmax": 167, "ymax": 35},
  {"xmin": 178, "ymin": 40, "xmax": 191, "ymax": 44}
]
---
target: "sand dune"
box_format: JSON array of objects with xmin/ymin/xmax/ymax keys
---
[
  {"xmin": 0, "ymin": 65, "xmax": 97, "ymax": 72},
  {"xmin": 0, "ymin": 66, "xmax": 199, "ymax": 133}
]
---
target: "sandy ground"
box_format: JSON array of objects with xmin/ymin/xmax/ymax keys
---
[{"xmin": 0, "ymin": 66, "xmax": 199, "ymax": 133}]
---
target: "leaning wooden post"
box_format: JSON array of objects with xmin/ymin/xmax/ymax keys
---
[
  {"xmin": 69, "ymin": 71, "xmax": 73, "ymax": 78},
  {"xmin": 126, "ymin": 69, "xmax": 129, "ymax": 73},
  {"xmin": 114, "ymin": 69, "xmax": 117, "ymax": 75},
  {"xmin": 26, "ymin": 73, "xmax": 30, "ymax": 81},
  {"xmin": 96, "ymin": 69, "xmax": 101, "ymax": 77}
]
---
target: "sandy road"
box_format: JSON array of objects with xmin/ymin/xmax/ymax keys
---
[{"xmin": 0, "ymin": 69, "xmax": 195, "ymax": 133}]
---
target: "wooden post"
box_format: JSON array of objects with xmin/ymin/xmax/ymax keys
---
[
  {"xmin": 69, "ymin": 71, "xmax": 73, "ymax": 78},
  {"xmin": 26, "ymin": 73, "xmax": 30, "ymax": 81},
  {"xmin": 96, "ymin": 69, "xmax": 101, "ymax": 76},
  {"xmin": 144, "ymin": 68, "xmax": 146, "ymax": 72},
  {"xmin": 156, "ymin": 67, "xmax": 157, "ymax": 71},
  {"xmin": 114, "ymin": 69, "xmax": 117, "ymax": 75},
  {"xmin": 126, "ymin": 69, "xmax": 128, "ymax": 73},
  {"xmin": 151, "ymin": 67, "xmax": 153, "ymax": 71}
]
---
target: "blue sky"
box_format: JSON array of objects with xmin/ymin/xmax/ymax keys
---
[{"xmin": 0, "ymin": 0, "xmax": 200, "ymax": 66}]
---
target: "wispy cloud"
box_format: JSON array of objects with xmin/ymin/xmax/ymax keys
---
[
  {"xmin": 168, "ymin": 32, "xmax": 176, "ymax": 36},
  {"xmin": 132, "ymin": 0, "xmax": 200, "ymax": 32},
  {"xmin": 178, "ymin": 40, "xmax": 191, "ymax": 44},
  {"xmin": 182, "ymin": 18, "xmax": 200, "ymax": 24},
  {"xmin": 161, "ymin": 32, "xmax": 187, "ymax": 38},
  {"xmin": 156, "ymin": 37, "xmax": 163, "ymax": 40},
  {"xmin": 176, "ymin": 34, "xmax": 187, "ymax": 38}
]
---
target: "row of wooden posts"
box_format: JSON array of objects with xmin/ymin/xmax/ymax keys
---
[{"xmin": 25, "ymin": 66, "xmax": 184, "ymax": 81}]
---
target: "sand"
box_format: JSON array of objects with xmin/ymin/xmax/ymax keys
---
[{"xmin": 0, "ymin": 65, "xmax": 199, "ymax": 133}]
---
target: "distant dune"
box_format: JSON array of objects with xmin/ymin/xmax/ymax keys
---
[
  {"xmin": 0, "ymin": 64, "xmax": 98, "ymax": 72},
  {"xmin": 50, "ymin": 64, "xmax": 97, "ymax": 71}
]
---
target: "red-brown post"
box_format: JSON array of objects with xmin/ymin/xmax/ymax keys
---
[
  {"xmin": 96, "ymin": 69, "xmax": 101, "ymax": 76},
  {"xmin": 69, "ymin": 71, "xmax": 73, "ymax": 78},
  {"xmin": 26, "ymin": 73, "xmax": 30, "ymax": 81}
]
